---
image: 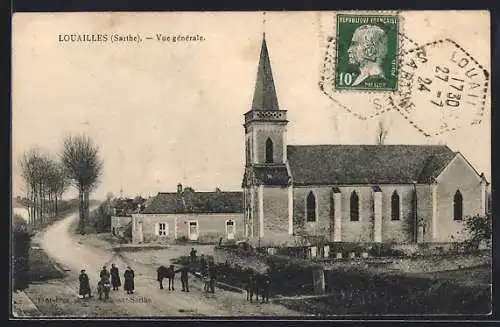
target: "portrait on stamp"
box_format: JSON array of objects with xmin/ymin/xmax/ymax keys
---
[{"xmin": 335, "ymin": 14, "xmax": 399, "ymax": 91}]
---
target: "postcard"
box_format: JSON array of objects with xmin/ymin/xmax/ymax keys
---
[{"xmin": 11, "ymin": 11, "xmax": 491, "ymax": 318}]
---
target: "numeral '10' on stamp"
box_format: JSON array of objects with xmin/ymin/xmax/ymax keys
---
[{"xmin": 335, "ymin": 14, "xmax": 399, "ymax": 91}]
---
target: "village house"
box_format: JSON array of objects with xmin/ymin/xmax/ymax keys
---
[
  {"xmin": 241, "ymin": 35, "xmax": 489, "ymax": 247},
  {"xmin": 113, "ymin": 184, "xmax": 244, "ymax": 244}
]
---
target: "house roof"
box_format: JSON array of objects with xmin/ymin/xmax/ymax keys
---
[
  {"xmin": 142, "ymin": 190, "xmax": 243, "ymax": 214},
  {"xmin": 287, "ymin": 145, "xmax": 457, "ymax": 185},
  {"xmin": 251, "ymin": 35, "xmax": 280, "ymax": 111}
]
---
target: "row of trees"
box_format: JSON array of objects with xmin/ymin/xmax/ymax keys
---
[
  {"xmin": 19, "ymin": 149, "xmax": 70, "ymax": 224},
  {"xmin": 18, "ymin": 134, "xmax": 103, "ymax": 234}
]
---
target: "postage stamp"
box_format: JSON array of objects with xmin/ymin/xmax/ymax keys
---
[{"xmin": 335, "ymin": 14, "xmax": 399, "ymax": 91}]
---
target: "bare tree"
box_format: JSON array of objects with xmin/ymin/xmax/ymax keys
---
[
  {"xmin": 61, "ymin": 134, "xmax": 103, "ymax": 234},
  {"xmin": 376, "ymin": 119, "xmax": 389, "ymax": 145},
  {"xmin": 19, "ymin": 148, "xmax": 40, "ymax": 224},
  {"xmin": 19, "ymin": 148, "xmax": 68, "ymax": 225}
]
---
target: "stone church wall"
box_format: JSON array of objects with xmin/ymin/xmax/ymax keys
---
[{"xmin": 436, "ymin": 155, "xmax": 483, "ymax": 242}]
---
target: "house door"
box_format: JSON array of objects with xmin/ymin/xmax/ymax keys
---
[
  {"xmin": 188, "ymin": 221, "xmax": 199, "ymax": 241},
  {"xmin": 137, "ymin": 222, "xmax": 144, "ymax": 243},
  {"xmin": 226, "ymin": 220, "xmax": 235, "ymax": 240}
]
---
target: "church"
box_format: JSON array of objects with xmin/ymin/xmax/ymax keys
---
[{"xmin": 241, "ymin": 35, "xmax": 489, "ymax": 247}]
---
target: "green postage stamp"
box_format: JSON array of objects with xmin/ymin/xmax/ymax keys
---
[{"xmin": 335, "ymin": 14, "xmax": 399, "ymax": 91}]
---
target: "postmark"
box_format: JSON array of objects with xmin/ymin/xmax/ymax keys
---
[
  {"xmin": 389, "ymin": 39, "xmax": 489, "ymax": 136},
  {"xmin": 335, "ymin": 14, "xmax": 399, "ymax": 91}
]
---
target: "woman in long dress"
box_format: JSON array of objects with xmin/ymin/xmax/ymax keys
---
[
  {"xmin": 79, "ymin": 269, "xmax": 91, "ymax": 298},
  {"xmin": 110, "ymin": 264, "xmax": 121, "ymax": 291},
  {"xmin": 124, "ymin": 266, "xmax": 135, "ymax": 294}
]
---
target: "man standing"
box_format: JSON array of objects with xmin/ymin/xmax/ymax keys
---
[
  {"xmin": 124, "ymin": 266, "xmax": 135, "ymax": 294},
  {"xmin": 208, "ymin": 261, "xmax": 216, "ymax": 294},
  {"xmin": 175, "ymin": 265, "xmax": 190, "ymax": 292},
  {"xmin": 167, "ymin": 265, "xmax": 176, "ymax": 291},
  {"xmin": 110, "ymin": 264, "xmax": 121, "ymax": 291},
  {"xmin": 260, "ymin": 273, "xmax": 271, "ymax": 304},
  {"xmin": 79, "ymin": 269, "xmax": 91, "ymax": 299},
  {"xmin": 100, "ymin": 266, "xmax": 110, "ymax": 283},
  {"xmin": 189, "ymin": 248, "xmax": 197, "ymax": 263},
  {"xmin": 199, "ymin": 254, "xmax": 207, "ymax": 277}
]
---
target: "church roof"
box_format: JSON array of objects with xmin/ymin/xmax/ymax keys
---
[
  {"xmin": 287, "ymin": 145, "xmax": 457, "ymax": 185},
  {"xmin": 251, "ymin": 36, "xmax": 280, "ymax": 111},
  {"xmin": 243, "ymin": 164, "xmax": 290, "ymax": 186},
  {"xmin": 141, "ymin": 190, "xmax": 243, "ymax": 214}
]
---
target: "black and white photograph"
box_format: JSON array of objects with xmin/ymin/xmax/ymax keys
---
[{"xmin": 11, "ymin": 10, "xmax": 491, "ymax": 318}]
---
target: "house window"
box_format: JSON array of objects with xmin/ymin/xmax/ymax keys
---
[
  {"xmin": 265, "ymin": 137, "xmax": 274, "ymax": 163},
  {"xmin": 453, "ymin": 190, "xmax": 463, "ymax": 221},
  {"xmin": 391, "ymin": 191, "xmax": 400, "ymax": 220},
  {"xmin": 350, "ymin": 191, "xmax": 359, "ymax": 221},
  {"xmin": 306, "ymin": 191, "xmax": 317, "ymax": 222},
  {"xmin": 158, "ymin": 223, "xmax": 168, "ymax": 236},
  {"xmin": 112, "ymin": 227, "xmax": 116, "ymax": 235}
]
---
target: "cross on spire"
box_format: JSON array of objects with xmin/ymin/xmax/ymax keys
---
[{"xmin": 262, "ymin": 11, "xmax": 266, "ymax": 38}]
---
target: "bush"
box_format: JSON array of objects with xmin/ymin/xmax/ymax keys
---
[
  {"xmin": 87, "ymin": 202, "xmax": 112, "ymax": 233},
  {"xmin": 175, "ymin": 236, "xmax": 189, "ymax": 244},
  {"xmin": 464, "ymin": 214, "xmax": 492, "ymax": 249}
]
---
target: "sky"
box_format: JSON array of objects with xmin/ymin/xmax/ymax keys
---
[{"xmin": 12, "ymin": 11, "xmax": 491, "ymax": 200}]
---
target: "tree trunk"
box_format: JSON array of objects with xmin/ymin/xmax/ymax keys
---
[
  {"xmin": 79, "ymin": 189, "xmax": 85, "ymax": 234},
  {"xmin": 55, "ymin": 194, "xmax": 58, "ymax": 216},
  {"xmin": 39, "ymin": 183, "xmax": 43, "ymax": 223},
  {"xmin": 84, "ymin": 189, "xmax": 90, "ymax": 230}
]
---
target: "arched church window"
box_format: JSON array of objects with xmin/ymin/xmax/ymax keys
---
[
  {"xmin": 453, "ymin": 190, "xmax": 463, "ymax": 221},
  {"xmin": 266, "ymin": 137, "xmax": 274, "ymax": 163},
  {"xmin": 306, "ymin": 191, "xmax": 317, "ymax": 222},
  {"xmin": 350, "ymin": 191, "xmax": 359, "ymax": 221},
  {"xmin": 391, "ymin": 191, "xmax": 400, "ymax": 220}
]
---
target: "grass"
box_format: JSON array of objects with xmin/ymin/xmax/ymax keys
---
[
  {"xmin": 275, "ymin": 265, "xmax": 492, "ymax": 315},
  {"xmin": 410, "ymin": 264, "xmax": 491, "ymax": 287},
  {"xmin": 28, "ymin": 248, "xmax": 66, "ymax": 282}
]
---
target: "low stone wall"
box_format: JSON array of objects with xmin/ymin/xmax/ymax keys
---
[
  {"xmin": 325, "ymin": 251, "xmax": 491, "ymax": 274},
  {"xmin": 388, "ymin": 251, "xmax": 490, "ymax": 273}
]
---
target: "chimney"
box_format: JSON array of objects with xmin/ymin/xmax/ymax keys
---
[{"xmin": 177, "ymin": 183, "xmax": 183, "ymax": 193}]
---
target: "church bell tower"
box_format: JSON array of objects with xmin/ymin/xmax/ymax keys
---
[
  {"xmin": 242, "ymin": 32, "xmax": 291, "ymax": 242},
  {"xmin": 243, "ymin": 34, "xmax": 288, "ymax": 167}
]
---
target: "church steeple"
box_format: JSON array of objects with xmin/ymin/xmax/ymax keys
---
[{"xmin": 251, "ymin": 35, "xmax": 279, "ymax": 111}]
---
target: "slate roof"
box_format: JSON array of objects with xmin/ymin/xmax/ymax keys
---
[
  {"xmin": 287, "ymin": 145, "xmax": 457, "ymax": 185},
  {"xmin": 251, "ymin": 36, "xmax": 280, "ymax": 111},
  {"xmin": 142, "ymin": 190, "xmax": 243, "ymax": 214},
  {"xmin": 243, "ymin": 164, "xmax": 291, "ymax": 186}
]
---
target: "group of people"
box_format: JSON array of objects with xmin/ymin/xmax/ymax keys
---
[
  {"xmin": 245, "ymin": 272, "xmax": 271, "ymax": 304},
  {"xmin": 77, "ymin": 247, "xmax": 272, "ymax": 304},
  {"xmin": 156, "ymin": 249, "xmax": 217, "ymax": 295},
  {"xmin": 78, "ymin": 264, "xmax": 135, "ymax": 300}
]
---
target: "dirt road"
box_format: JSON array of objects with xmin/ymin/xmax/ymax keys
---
[{"xmin": 38, "ymin": 210, "xmax": 302, "ymax": 317}]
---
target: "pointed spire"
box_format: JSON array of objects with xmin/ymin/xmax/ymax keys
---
[{"xmin": 251, "ymin": 33, "xmax": 279, "ymax": 111}]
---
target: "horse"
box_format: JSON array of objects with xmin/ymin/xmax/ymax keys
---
[
  {"xmin": 157, "ymin": 265, "xmax": 175, "ymax": 290},
  {"xmin": 97, "ymin": 279, "xmax": 111, "ymax": 300}
]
